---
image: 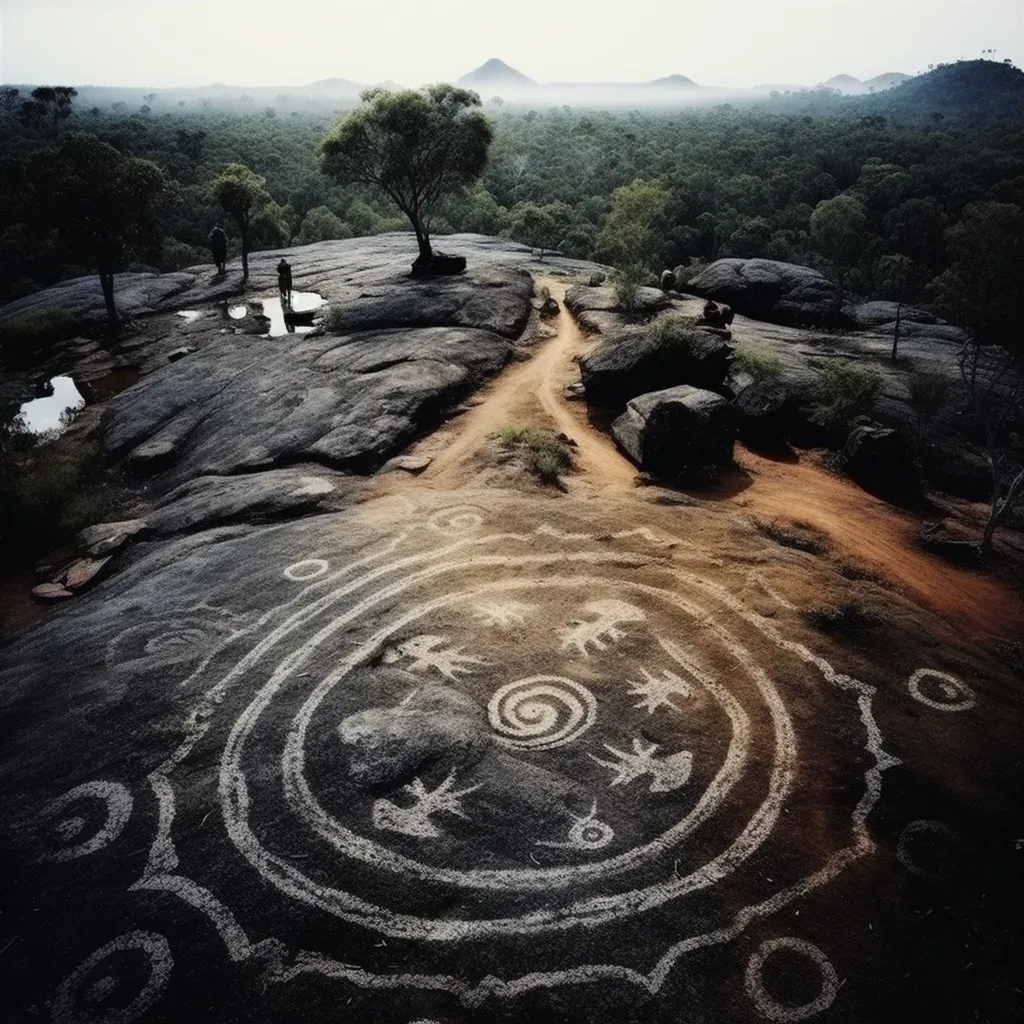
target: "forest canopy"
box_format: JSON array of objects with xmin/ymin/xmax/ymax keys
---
[{"xmin": 1, "ymin": 59, "xmax": 1021, "ymax": 348}]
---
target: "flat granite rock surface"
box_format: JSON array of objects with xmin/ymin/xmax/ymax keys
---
[
  {"xmin": 0, "ymin": 237, "xmax": 1021, "ymax": 1024},
  {"xmin": 0, "ymin": 491, "xmax": 1020, "ymax": 1023}
]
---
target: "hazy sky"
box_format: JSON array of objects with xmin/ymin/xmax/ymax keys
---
[{"xmin": 2, "ymin": 0, "xmax": 1021, "ymax": 89}]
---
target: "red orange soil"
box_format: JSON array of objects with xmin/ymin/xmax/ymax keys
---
[{"xmin": 388, "ymin": 277, "xmax": 1024, "ymax": 644}]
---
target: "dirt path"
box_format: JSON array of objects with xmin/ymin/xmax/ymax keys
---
[
  {"xmin": 408, "ymin": 278, "xmax": 636, "ymax": 491},
  {"xmin": 724, "ymin": 448, "xmax": 1024, "ymax": 640},
  {"xmin": 386, "ymin": 277, "xmax": 1022, "ymax": 642}
]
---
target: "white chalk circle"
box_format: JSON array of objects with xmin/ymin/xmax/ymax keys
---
[
  {"xmin": 488, "ymin": 676, "xmax": 598, "ymax": 750},
  {"xmin": 745, "ymin": 937, "xmax": 839, "ymax": 1022},
  {"xmin": 284, "ymin": 559, "xmax": 330, "ymax": 582},
  {"xmin": 51, "ymin": 930, "xmax": 172, "ymax": 1024},
  {"xmin": 907, "ymin": 668, "xmax": 976, "ymax": 712},
  {"xmin": 40, "ymin": 782, "xmax": 133, "ymax": 864},
  {"xmin": 897, "ymin": 819, "xmax": 961, "ymax": 882},
  {"xmin": 427, "ymin": 505, "xmax": 484, "ymax": 536}
]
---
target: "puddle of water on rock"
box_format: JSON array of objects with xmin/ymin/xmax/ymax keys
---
[
  {"xmin": 259, "ymin": 292, "xmax": 325, "ymax": 337},
  {"xmin": 176, "ymin": 310, "xmax": 202, "ymax": 323},
  {"xmin": 17, "ymin": 376, "xmax": 85, "ymax": 435},
  {"xmin": 228, "ymin": 305, "xmax": 248, "ymax": 320},
  {"xmin": 80, "ymin": 367, "xmax": 141, "ymax": 403}
]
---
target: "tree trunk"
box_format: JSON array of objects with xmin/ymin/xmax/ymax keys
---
[
  {"xmin": 413, "ymin": 221, "xmax": 433, "ymax": 264},
  {"xmin": 241, "ymin": 224, "xmax": 250, "ymax": 281},
  {"xmin": 891, "ymin": 300, "xmax": 903, "ymax": 362},
  {"xmin": 99, "ymin": 270, "xmax": 117, "ymax": 329},
  {"xmin": 982, "ymin": 465, "xmax": 1024, "ymax": 552}
]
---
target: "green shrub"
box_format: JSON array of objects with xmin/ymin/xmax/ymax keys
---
[
  {"xmin": 810, "ymin": 361, "xmax": 883, "ymax": 434},
  {"xmin": 0, "ymin": 309, "xmax": 79, "ymax": 354},
  {"xmin": 497, "ymin": 426, "xmax": 573, "ymax": 485},
  {"xmin": 612, "ymin": 264, "xmax": 648, "ymax": 316},
  {"xmin": 733, "ymin": 344, "xmax": 783, "ymax": 382},
  {"xmin": 651, "ymin": 314, "xmax": 700, "ymax": 345},
  {"xmin": 0, "ymin": 434, "xmax": 105, "ymax": 567}
]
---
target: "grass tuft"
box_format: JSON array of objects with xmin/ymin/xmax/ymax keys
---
[{"xmin": 497, "ymin": 426, "xmax": 574, "ymax": 485}]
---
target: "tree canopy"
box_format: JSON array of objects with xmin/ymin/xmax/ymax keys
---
[
  {"xmin": 29, "ymin": 132, "xmax": 165, "ymax": 325},
  {"xmin": 212, "ymin": 163, "xmax": 272, "ymax": 278},
  {"xmin": 320, "ymin": 84, "xmax": 493, "ymax": 263}
]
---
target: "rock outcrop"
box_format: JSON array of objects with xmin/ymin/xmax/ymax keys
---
[
  {"xmin": 611, "ymin": 385, "xmax": 737, "ymax": 481},
  {"xmin": 579, "ymin": 321, "xmax": 733, "ymax": 407},
  {"xmin": 564, "ymin": 284, "xmax": 671, "ymax": 335},
  {"xmin": 840, "ymin": 424, "xmax": 917, "ymax": 495},
  {"xmin": 104, "ymin": 324, "xmax": 519, "ymax": 480},
  {"xmin": 688, "ymin": 259, "xmax": 843, "ymax": 327}
]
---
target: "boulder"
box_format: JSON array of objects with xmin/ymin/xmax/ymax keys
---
[
  {"xmin": 579, "ymin": 322, "xmax": 733, "ymax": 408},
  {"xmin": 688, "ymin": 259, "xmax": 844, "ymax": 327},
  {"xmin": 700, "ymin": 300, "xmax": 734, "ymax": 329},
  {"xmin": 918, "ymin": 438, "xmax": 992, "ymax": 500},
  {"xmin": 148, "ymin": 466, "xmax": 355, "ymax": 536},
  {"xmin": 672, "ymin": 266, "xmax": 688, "ymax": 292},
  {"xmin": 611, "ymin": 385, "xmax": 737, "ymax": 481},
  {"xmin": 539, "ymin": 296, "xmax": 560, "ymax": 319},
  {"xmin": 564, "ymin": 284, "xmax": 672, "ymax": 330},
  {"xmin": 840, "ymin": 425, "xmax": 917, "ymax": 495},
  {"xmin": 410, "ymin": 253, "xmax": 467, "ymax": 278},
  {"xmin": 734, "ymin": 380, "xmax": 797, "ymax": 444},
  {"xmin": 587, "ymin": 272, "xmax": 607, "ymax": 287},
  {"xmin": 105, "ymin": 326, "xmax": 515, "ymax": 481},
  {"xmin": 660, "ymin": 270, "xmax": 675, "ymax": 292}
]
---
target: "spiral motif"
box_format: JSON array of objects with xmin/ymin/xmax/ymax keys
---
[
  {"xmin": 105, "ymin": 615, "xmax": 237, "ymax": 677},
  {"xmin": 427, "ymin": 505, "xmax": 485, "ymax": 536},
  {"xmin": 488, "ymin": 676, "xmax": 598, "ymax": 750}
]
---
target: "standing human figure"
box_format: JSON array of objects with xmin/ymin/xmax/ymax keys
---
[
  {"xmin": 208, "ymin": 226, "xmax": 227, "ymax": 275},
  {"xmin": 277, "ymin": 258, "xmax": 293, "ymax": 309}
]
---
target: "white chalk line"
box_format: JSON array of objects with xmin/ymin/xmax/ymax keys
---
[
  {"xmin": 247, "ymin": 556, "xmax": 892, "ymax": 998},
  {"xmin": 130, "ymin": 874, "xmax": 252, "ymax": 960},
  {"xmin": 744, "ymin": 937, "xmax": 838, "ymax": 1022},
  {"xmin": 50, "ymin": 930, "xmax": 172, "ymax": 1024},
  {"xmin": 896, "ymin": 819, "xmax": 961, "ymax": 882},
  {"xmin": 139, "ymin": 519, "xmax": 895, "ymax": 1005},
  {"xmin": 907, "ymin": 668, "xmax": 976, "ymax": 711},
  {"xmin": 270, "ymin": 568, "xmax": 758, "ymax": 905},
  {"xmin": 40, "ymin": 782, "xmax": 133, "ymax": 864},
  {"xmin": 150, "ymin": 517, "xmax": 664, "ymax": 874},
  {"xmin": 747, "ymin": 571, "xmax": 798, "ymax": 611}
]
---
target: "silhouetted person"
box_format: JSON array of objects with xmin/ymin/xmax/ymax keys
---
[
  {"xmin": 277, "ymin": 258, "xmax": 293, "ymax": 309},
  {"xmin": 209, "ymin": 226, "xmax": 227, "ymax": 275}
]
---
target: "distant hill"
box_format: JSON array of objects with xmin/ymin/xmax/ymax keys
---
[
  {"xmin": 824, "ymin": 74, "xmax": 864, "ymax": 93},
  {"xmin": 297, "ymin": 78, "xmax": 364, "ymax": 97},
  {"xmin": 648, "ymin": 74, "xmax": 699, "ymax": 89},
  {"xmin": 862, "ymin": 59, "xmax": 1024, "ymax": 120},
  {"xmin": 865, "ymin": 72, "xmax": 910, "ymax": 90},
  {"xmin": 458, "ymin": 59, "xmax": 536, "ymax": 93}
]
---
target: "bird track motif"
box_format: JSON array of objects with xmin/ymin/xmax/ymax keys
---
[
  {"xmin": 371, "ymin": 771, "xmax": 482, "ymax": 839},
  {"xmin": 558, "ymin": 600, "xmax": 646, "ymax": 657},
  {"xmin": 590, "ymin": 738, "xmax": 694, "ymax": 793},
  {"xmin": 383, "ymin": 635, "xmax": 487, "ymax": 681}
]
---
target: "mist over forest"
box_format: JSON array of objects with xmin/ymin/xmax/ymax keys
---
[
  {"xmin": 1, "ymin": 58, "xmax": 1021, "ymax": 327},
  {"xmin": 1, "ymin": 29, "xmax": 1024, "ymax": 1024}
]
